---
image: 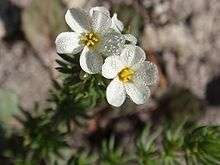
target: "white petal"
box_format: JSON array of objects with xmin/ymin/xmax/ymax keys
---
[
  {"xmin": 102, "ymin": 56, "xmax": 124, "ymax": 79},
  {"xmin": 55, "ymin": 32, "xmax": 83, "ymax": 54},
  {"xmin": 101, "ymin": 30, "xmax": 126, "ymax": 57},
  {"xmin": 106, "ymin": 78, "xmax": 126, "ymax": 107},
  {"xmin": 89, "ymin": 6, "xmax": 110, "ymax": 17},
  {"xmin": 80, "ymin": 47, "xmax": 103, "ymax": 74},
  {"xmin": 125, "ymin": 83, "xmax": 151, "ymax": 105},
  {"xmin": 65, "ymin": 8, "xmax": 91, "ymax": 33},
  {"xmin": 133, "ymin": 61, "xmax": 159, "ymax": 87},
  {"xmin": 124, "ymin": 34, "xmax": 137, "ymax": 45},
  {"xmin": 120, "ymin": 45, "xmax": 146, "ymax": 67},
  {"xmin": 111, "ymin": 13, "xmax": 124, "ymax": 33},
  {"xmin": 90, "ymin": 10, "xmax": 112, "ymax": 33}
]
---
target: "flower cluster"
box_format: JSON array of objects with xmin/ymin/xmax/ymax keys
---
[{"xmin": 55, "ymin": 7, "xmax": 158, "ymax": 107}]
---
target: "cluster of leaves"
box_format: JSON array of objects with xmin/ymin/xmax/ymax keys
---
[
  {"xmin": 0, "ymin": 108, "xmax": 68, "ymax": 165},
  {"xmin": 68, "ymin": 123, "xmax": 220, "ymax": 165},
  {"xmin": 1, "ymin": 110, "xmax": 220, "ymax": 165},
  {"xmin": 137, "ymin": 124, "xmax": 220, "ymax": 165},
  {"xmin": 48, "ymin": 53, "xmax": 107, "ymax": 128}
]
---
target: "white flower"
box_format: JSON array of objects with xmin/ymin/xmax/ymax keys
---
[
  {"xmin": 55, "ymin": 7, "xmax": 125, "ymax": 74},
  {"xmin": 102, "ymin": 45, "xmax": 158, "ymax": 107}
]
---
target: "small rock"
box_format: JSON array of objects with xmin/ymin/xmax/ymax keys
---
[
  {"xmin": 142, "ymin": 0, "xmax": 220, "ymax": 99},
  {"xmin": 0, "ymin": 41, "xmax": 52, "ymax": 110}
]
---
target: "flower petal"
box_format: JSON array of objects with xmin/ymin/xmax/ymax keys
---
[
  {"xmin": 101, "ymin": 30, "xmax": 126, "ymax": 56},
  {"xmin": 102, "ymin": 55, "xmax": 124, "ymax": 79},
  {"xmin": 106, "ymin": 78, "xmax": 126, "ymax": 107},
  {"xmin": 90, "ymin": 10, "xmax": 112, "ymax": 33},
  {"xmin": 111, "ymin": 13, "xmax": 124, "ymax": 33},
  {"xmin": 124, "ymin": 34, "xmax": 137, "ymax": 45},
  {"xmin": 55, "ymin": 32, "xmax": 83, "ymax": 54},
  {"xmin": 133, "ymin": 61, "xmax": 159, "ymax": 87},
  {"xmin": 65, "ymin": 8, "xmax": 91, "ymax": 33},
  {"xmin": 120, "ymin": 45, "xmax": 146, "ymax": 67},
  {"xmin": 89, "ymin": 6, "xmax": 110, "ymax": 17},
  {"xmin": 125, "ymin": 82, "xmax": 151, "ymax": 105},
  {"xmin": 80, "ymin": 47, "xmax": 103, "ymax": 74}
]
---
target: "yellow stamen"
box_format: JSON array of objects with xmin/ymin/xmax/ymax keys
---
[
  {"xmin": 118, "ymin": 67, "xmax": 135, "ymax": 83},
  {"xmin": 80, "ymin": 32, "xmax": 100, "ymax": 49}
]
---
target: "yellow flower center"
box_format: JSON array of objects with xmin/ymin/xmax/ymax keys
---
[
  {"xmin": 80, "ymin": 32, "xmax": 100, "ymax": 48},
  {"xmin": 118, "ymin": 67, "xmax": 135, "ymax": 83}
]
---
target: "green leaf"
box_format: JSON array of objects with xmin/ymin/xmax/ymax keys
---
[
  {"xmin": 136, "ymin": 125, "xmax": 161, "ymax": 165},
  {"xmin": 184, "ymin": 126, "xmax": 220, "ymax": 164},
  {"xmin": 100, "ymin": 137, "xmax": 130, "ymax": 165}
]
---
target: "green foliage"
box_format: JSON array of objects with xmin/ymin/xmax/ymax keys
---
[
  {"xmin": 65, "ymin": 124, "xmax": 219, "ymax": 165},
  {"xmin": 4, "ymin": 107, "xmax": 69, "ymax": 165},
  {"xmin": 136, "ymin": 125, "xmax": 161, "ymax": 165},
  {"xmin": 99, "ymin": 137, "xmax": 130, "ymax": 165},
  {"xmin": 56, "ymin": 53, "xmax": 106, "ymax": 110},
  {"xmin": 184, "ymin": 126, "xmax": 220, "ymax": 165},
  {"xmin": 48, "ymin": 53, "xmax": 107, "ymax": 128},
  {"xmin": 135, "ymin": 123, "xmax": 220, "ymax": 165},
  {"xmin": 161, "ymin": 121, "xmax": 186, "ymax": 165},
  {"xmin": 67, "ymin": 152, "xmax": 97, "ymax": 165}
]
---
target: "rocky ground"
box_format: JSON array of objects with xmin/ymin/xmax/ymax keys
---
[{"xmin": 0, "ymin": 0, "xmax": 219, "ymax": 123}]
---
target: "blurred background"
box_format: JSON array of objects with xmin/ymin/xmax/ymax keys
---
[{"xmin": 0, "ymin": 0, "xmax": 220, "ymax": 164}]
